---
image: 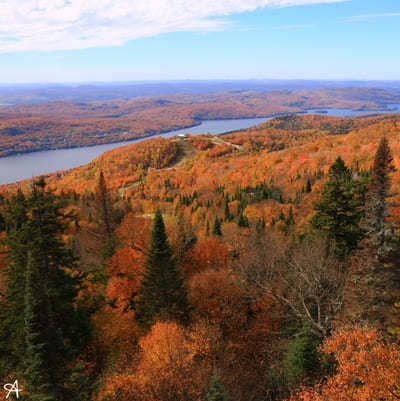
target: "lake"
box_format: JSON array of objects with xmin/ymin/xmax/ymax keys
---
[
  {"xmin": 1, "ymin": 106, "xmax": 400, "ymax": 185},
  {"xmin": 0, "ymin": 117, "xmax": 267, "ymax": 185}
]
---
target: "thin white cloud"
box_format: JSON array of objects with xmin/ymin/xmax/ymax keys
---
[
  {"xmin": 346, "ymin": 12, "xmax": 400, "ymax": 22},
  {"xmin": 272, "ymin": 24, "xmax": 314, "ymax": 30},
  {"xmin": 0, "ymin": 0, "xmax": 348, "ymax": 53}
]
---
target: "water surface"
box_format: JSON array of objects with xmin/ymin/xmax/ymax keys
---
[{"xmin": 1, "ymin": 106, "xmax": 400, "ymax": 185}]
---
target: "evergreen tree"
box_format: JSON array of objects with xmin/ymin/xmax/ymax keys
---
[
  {"xmin": 305, "ymin": 178, "xmax": 312, "ymax": 193},
  {"xmin": 0, "ymin": 190, "xmax": 29, "ymax": 373},
  {"xmin": 237, "ymin": 212, "xmax": 250, "ymax": 228},
  {"xmin": 94, "ymin": 171, "xmax": 114, "ymax": 237},
  {"xmin": 93, "ymin": 170, "xmax": 116, "ymax": 258},
  {"xmin": 311, "ymin": 157, "xmax": 367, "ymax": 258},
  {"xmin": 224, "ymin": 199, "xmax": 233, "ymax": 221},
  {"xmin": 206, "ymin": 369, "xmax": 230, "ymax": 401},
  {"xmin": 286, "ymin": 207, "xmax": 295, "ymax": 227},
  {"xmin": 283, "ymin": 325, "xmax": 322, "ymax": 389},
  {"xmin": 24, "ymin": 252, "xmax": 61, "ymax": 401},
  {"xmin": 135, "ymin": 210, "xmax": 190, "ymax": 329},
  {"xmin": 0, "ymin": 179, "xmax": 91, "ymax": 399},
  {"xmin": 212, "ymin": 217, "xmax": 222, "ymax": 236},
  {"xmin": 363, "ymin": 136, "xmax": 397, "ymax": 257},
  {"xmin": 27, "ymin": 179, "xmax": 90, "ymax": 356},
  {"xmin": 346, "ymin": 137, "xmax": 400, "ymax": 334}
]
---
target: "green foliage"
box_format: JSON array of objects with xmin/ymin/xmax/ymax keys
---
[
  {"xmin": 305, "ymin": 178, "xmax": 312, "ymax": 193},
  {"xmin": 212, "ymin": 217, "xmax": 222, "ymax": 236},
  {"xmin": 286, "ymin": 207, "xmax": 295, "ymax": 227},
  {"xmin": 135, "ymin": 210, "xmax": 190, "ymax": 329},
  {"xmin": 24, "ymin": 252, "xmax": 60, "ymax": 401},
  {"xmin": 311, "ymin": 157, "xmax": 368, "ymax": 258},
  {"xmin": 283, "ymin": 325, "xmax": 322, "ymax": 389},
  {"xmin": 0, "ymin": 179, "xmax": 91, "ymax": 400},
  {"xmin": 237, "ymin": 212, "xmax": 250, "ymax": 228},
  {"xmin": 224, "ymin": 199, "xmax": 233, "ymax": 222},
  {"xmin": 364, "ymin": 136, "xmax": 397, "ymax": 257},
  {"xmin": 206, "ymin": 370, "xmax": 230, "ymax": 401}
]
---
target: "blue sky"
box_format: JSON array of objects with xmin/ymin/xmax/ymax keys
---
[{"xmin": 1, "ymin": 0, "xmax": 399, "ymax": 82}]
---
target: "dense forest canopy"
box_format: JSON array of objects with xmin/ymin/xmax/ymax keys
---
[{"xmin": 0, "ymin": 112, "xmax": 400, "ymax": 400}]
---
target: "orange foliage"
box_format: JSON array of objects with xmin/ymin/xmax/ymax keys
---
[
  {"xmin": 288, "ymin": 327, "xmax": 400, "ymax": 401},
  {"xmin": 185, "ymin": 237, "xmax": 230, "ymax": 273}
]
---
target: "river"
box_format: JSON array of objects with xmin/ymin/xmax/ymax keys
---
[{"xmin": 1, "ymin": 105, "xmax": 400, "ymax": 185}]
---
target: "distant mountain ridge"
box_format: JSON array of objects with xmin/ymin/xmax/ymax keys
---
[{"xmin": 1, "ymin": 80, "xmax": 400, "ymax": 104}]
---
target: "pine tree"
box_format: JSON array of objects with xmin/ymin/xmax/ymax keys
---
[
  {"xmin": 206, "ymin": 369, "xmax": 230, "ymax": 401},
  {"xmin": 212, "ymin": 217, "xmax": 222, "ymax": 236},
  {"xmin": 135, "ymin": 210, "xmax": 190, "ymax": 329},
  {"xmin": 311, "ymin": 157, "xmax": 367, "ymax": 258}
]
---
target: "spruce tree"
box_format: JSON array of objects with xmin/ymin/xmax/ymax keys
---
[
  {"xmin": 363, "ymin": 136, "xmax": 397, "ymax": 257},
  {"xmin": 311, "ymin": 157, "xmax": 367, "ymax": 258},
  {"xmin": 24, "ymin": 252, "xmax": 61, "ymax": 401},
  {"xmin": 306, "ymin": 178, "xmax": 312, "ymax": 193},
  {"xmin": 346, "ymin": 137, "xmax": 400, "ymax": 333},
  {"xmin": 135, "ymin": 210, "xmax": 190, "ymax": 329},
  {"xmin": 93, "ymin": 170, "xmax": 116, "ymax": 258},
  {"xmin": 206, "ymin": 369, "xmax": 230, "ymax": 401},
  {"xmin": 237, "ymin": 212, "xmax": 250, "ymax": 228},
  {"xmin": 224, "ymin": 199, "xmax": 233, "ymax": 221},
  {"xmin": 212, "ymin": 217, "xmax": 222, "ymax": 236},
  {"xmin": 0, "ymin": 190, "xmax": 29, "ymax": 373},
  {"xmin": 94, "ymin": 171, "xmax": 114, "ymax": 237},
  {"xmin": 286, "ymin": 207, "xmax": 295, "ymax": 227},
  {"xmin": 0, "ymin": 179, "xmax": 91, "ymax": 399}
]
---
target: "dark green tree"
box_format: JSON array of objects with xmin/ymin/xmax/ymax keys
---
[
  {"xmin": 135, "ymin": 210, "xmax": 190, "ymax": 329},
  {"xmin": 348, "ymin": 137, "xmax": 400, "ymax": 333},
  {"xmin": 283, "ymin": 325, "xmax": 322, "ymax": 389},
  {"xmin": 311, "ymin": 157, "xmax": 367, "ymax": 258},
  {"xmin": 212, "ymin": 217, "xmax": 222, "ymax": 236},
  {"xmin": 286, "ymin": 207, "xmax": 295, "ymax": 227},
  {"xmin": 237, "ymin": 212, "xmax": 250, "ymax": 228},
  {"xmin": 363, "ymin": 136, "xmax": 397, "ymax": 257},
  {"xmin": 0, "ymin": 179, "xmax": 91, "ymax": 399},
  {"xmin": 206, "ymin": 369, "xmax": 230, "ymax": 401},
  {"xmin": 93, "ymin": 170, "xmax": 116, "ymax": 259},
  {"xmin": 24, "ymin": 251, "xmax": 61, "ymax": 401},
  {"xmin": 0, "ymin": 190, "xmax": 29, "ymax": 373},
  {"xmin": 305, "ymin": 178, "xmax": 312, "ymax": 193},
  {"xmin": 224, "ymin": 199, "xmax": 233, "ymax": 222}
]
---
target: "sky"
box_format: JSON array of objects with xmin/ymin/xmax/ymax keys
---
[{"xmin": 0, "ymin": 0, "xmax": 399, "ymax": 83}]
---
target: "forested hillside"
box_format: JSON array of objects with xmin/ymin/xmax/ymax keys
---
[
  {"xmin": 0, "ymin": 87, "xmax": 399, "ymax": 156},
  {"xmin": 0, "ymin": 113, "xmax": 400, "ymax": 400}
]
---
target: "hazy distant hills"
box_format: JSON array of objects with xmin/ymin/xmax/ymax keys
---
[
  {"xmin": 1, "ymin": 80, "xmax": 400, "ymax": 104},
  {"xmin": 1, "ymin": 87, "xmax": 400, "ymax": 157}
]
